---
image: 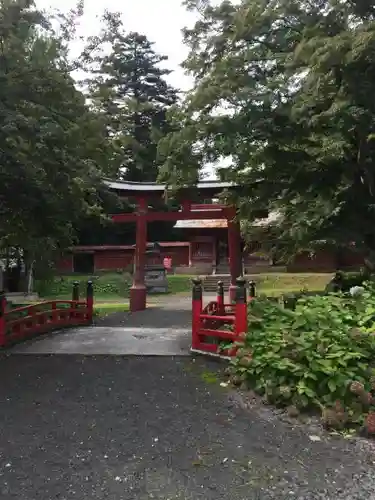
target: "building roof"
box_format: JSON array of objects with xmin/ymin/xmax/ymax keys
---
[
  {"xmin": 103, "ymin": 179, "xmax": 236, "ymax": 192},
  {"xmin": 174, "ymin": 219, "xmax": 228, "ymax": 229},
  {"xmin": 72, "ymin": 242, "xmax": 189, "ymax": 252},
  {"xmin": 174, "ymin": 211, "xmax": 280, "ymax": 230}
]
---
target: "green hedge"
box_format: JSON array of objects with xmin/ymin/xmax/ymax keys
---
[{"xmin": 36, "ymin": 273, "xmax": 131, "ymax": 298}]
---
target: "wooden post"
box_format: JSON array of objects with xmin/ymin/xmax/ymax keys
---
[
  {"xmin": 72, "ymin": 281, "xmax": 79, "ymax": 320},
  {"xmin": 212, "ymin": 237, "xmax": 217, "ymax": 275},
  {"xmin": 0, "ymin": 291, "xmax": 6, "ymax": 347},
  {"xmin": 51, "ymin": 302, "xmax": 58, "ymax": 323},
  {"xmin": 235, "ymin": 277, "xmax": 247, "ymax": 340},
  {"xmin": 217, "ymin": 280, "xmax": 224, "ymax": 314},
  {"xmin": 72, "ymin": 281, "xmax": 79, "ymax": 301},
  {"xmin": 191, "ymin": 278, "xmax": 203, "ymax": 350},
  {"xmin": 130, "ymin": 197, "xmax": 148, "ymax": 312},
  {"xmin": 86, "ymin": 280, "xmax": 94, "ymax": 323},
  {"xmin": 227, "ymin": 209, "xmax": 242, "ymax": 303},
  {"xmin": 249, "ymin": 280, "xmax": 256, "ymax": 299}
]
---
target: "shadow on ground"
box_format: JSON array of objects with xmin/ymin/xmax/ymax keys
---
[
  {"xmin": 0, "ymin": 355, "xmax": 374, "ymax": 499},
  {"xmin": 95, "ymin": 295, "xmax": 195, "ymax": 329},
  {"xmin": 95, "ymin": 307, "xmax": 191, "ymax": 330}
]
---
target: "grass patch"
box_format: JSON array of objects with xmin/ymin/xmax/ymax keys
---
[
  {"xmin": 253, "ymin": 273, "xmax": 332, "ymax": 295},
  {"xmin": 167, "ymin": 275, "xmax": 194, "ymax": 294},
  {"xmin": 201, "ymin": 370, "xmax": 218, "ymax": 384},
  {"xmin": 94, "ymin": 302, "xmax": 130, "ymax": 318},
  {"xmin": 35, "ymin": 271, "xmax": 333, "ymax": 300},
  {"xmin": 36, "ymin": 273, "xmax": 193, "ymax": 299},
  {"xmin": 166, "ymin": 273, "xmax": 332, "ymax": 296}
]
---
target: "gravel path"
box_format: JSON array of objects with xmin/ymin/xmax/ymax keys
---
[{"xmin": 0, "ymin": 355, "xmax": 374, "ymax": 499}]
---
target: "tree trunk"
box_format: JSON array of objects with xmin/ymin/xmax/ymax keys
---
[{"xmin": 23, "ymin": 254, "xmax": 35, "ymax": 295}]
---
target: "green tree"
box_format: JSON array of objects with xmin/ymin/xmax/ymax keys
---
[
  {"xmin": 0, "ymin": 0, "xmax": 115, "ymax": 287},
  {"xmin": 159, "ymin": 0, "xmax": 375, "ymax": 265},
  {"xmin": 85, "ymin": 11, "xmax": 178, "ymax": 182}
]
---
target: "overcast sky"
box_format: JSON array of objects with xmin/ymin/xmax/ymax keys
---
[{"xmin": 35, "ymin": 0, "xmax": 198, "ymax": 91}]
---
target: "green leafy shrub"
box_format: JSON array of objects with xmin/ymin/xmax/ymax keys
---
[
  {"xmin": 231, "ymin": 285, "xmax": 375, "ymax": 429},
  {"xmin": 325, "ymin": 269, "xmax": 373, "ymax": 293},
  {"xmin": 35, "ymin": 273, "xmax": 131, "ymax": 298}
]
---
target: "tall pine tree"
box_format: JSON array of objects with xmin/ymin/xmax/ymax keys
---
[{"xmin": 86, "ymin": 12, "xmax": 178, "ymax": 182}]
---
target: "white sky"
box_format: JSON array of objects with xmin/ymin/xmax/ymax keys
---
[{"xmin": 35, "ymin": 0, "xmax": 198, "ymax": 91}]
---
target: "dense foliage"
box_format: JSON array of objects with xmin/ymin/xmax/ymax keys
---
[
  {"xmin": 230, "ymin": 284, "xmax": 375, "ymax": 432},
  {"xmin": 0, "ymin": 0, "xmax": 116, "ymax": 279},
  {"xmin": 160, "ymin": 0, "xmax": 375, "ymax": 263},
  {"xmin": 0, "ymin": 1, "xmax": 184, "ymax": 286}
]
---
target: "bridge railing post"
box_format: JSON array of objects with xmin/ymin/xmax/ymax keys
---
[
  {"xmin": 249, "ymin": 280, "xmax": 256, "ymax": 299},
  {"xmin": 0, "ymin": 291, "xmax": 6, "ymax": 347},
  {"xmin": 72, "ymin": 281, "xmax": 80, "ymax": 301},
  {"xmin": 191, "ymin": 278, "xmax": 202, "ymax": 350},
  {"xmin": 71, "ymin": 280, "xmax": 79, "ymax": 319},
  {"xmin": 86, "ymin": 281, "xmax": 94, "ymax": 323},
  {"xmin": 235, "ymin": 277, "xmax": 248, "ymax": 340},
  {"xmin": 216, "ymin": 280, "xmax": 224, "ymax": 314}
]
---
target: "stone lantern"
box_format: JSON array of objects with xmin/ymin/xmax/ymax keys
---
[{"xmin": 142, "ymin": 242, "xmax": 169, "ymax": 294}]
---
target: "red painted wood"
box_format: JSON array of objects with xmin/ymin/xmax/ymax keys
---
[
  {"xmin": 182, "ymin": 200, "xmax": 191, "ymax": 211},
  {"xmin": 51, "ymin": 302, "xmax": 58, "ymax": 322},
  {"xmin": 191, "ymin": 275, "xmax": 248, "ymax": 356},
  {"xmin": 228, "ymin": 218, "xmax": 242, "ymax": 301},
  {"xmin": 112, "ymin": 209, "xmax": 228, "ymax": 223},
  {"xmin": 193, "ymin": 342, "xmax": 218, "ymax": 353},
  {"xmin": 235, "ymin": 302, "xmax": 248, "ymax": 337},
  {"xmin": 94, "ymin": 249, "xmax": 133, "ymax": 271},
  {"xmin": 2, "ymin": 297, "xmax": 92, "ymax": 348},
  {"xmin": 198, "ymin": 329, "xmax": 238, "ymax": 340},
  {"xmin": 191, "ymin": 295, "xmax": 203, "ymax": 350},
  {"xmin": 217, "ymin": 294, "xmax": 224, "ymax": 314},
  {"xmin": 199, "ymin": 314, "xmax": 235, "ymax": 322},
  {"xmin": 190, "ymin": 204, "xmax": 226, "ymax": 210},
  {"xmin": 202, "ymin": 301, "xmax": 219, "ymax": 311},
  {"xmin": 86, "ymin": 281, "xmax": 94, "ymax": 323},
  {"xmin": 130, "ymin": 198, "xmax": 147, "ymax": 312}
]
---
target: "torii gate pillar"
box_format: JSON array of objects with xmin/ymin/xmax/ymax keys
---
[
  {"xmin": 130, "ymin": 198, "xmax": 147, "ymax": 312},
  {"xmin": 227, "ymin": 212, "xmax": 242, "ymax": 302}
]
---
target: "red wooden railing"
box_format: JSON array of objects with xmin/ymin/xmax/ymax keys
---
[
  {"xmin": 191, "ymin": 278, "xmax": 255, "ymax": 358},
  {"xmin": 0, "ymin": 281, "xmax": 94, "ymax": 348}
]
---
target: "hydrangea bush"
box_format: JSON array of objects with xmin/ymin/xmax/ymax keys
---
[{"xmin": 230, "ymin": 284, "xmax": 375, "ymax": 433}]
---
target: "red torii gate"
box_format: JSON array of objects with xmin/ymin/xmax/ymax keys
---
[{"xmin": 106, "ymin": 179, "xmax": 242, "ymax": 313}]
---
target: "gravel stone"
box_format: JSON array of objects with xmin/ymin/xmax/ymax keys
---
[{"xmin": 0, "ymin": 355, "xmax": 374, "ymax": 499}]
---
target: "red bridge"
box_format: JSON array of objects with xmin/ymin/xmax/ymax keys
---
[
  {"xmin": 191, "ymin": 277, "xmax": 254, "ymax": 358},
  {"xmin": 0, "ymin": 281, "xmax": 94, "ymax": 348}
]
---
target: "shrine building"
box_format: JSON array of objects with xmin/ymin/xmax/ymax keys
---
[{"xmin": 58, "ymin": 179, "xmax": 363, "ymax": 276}]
